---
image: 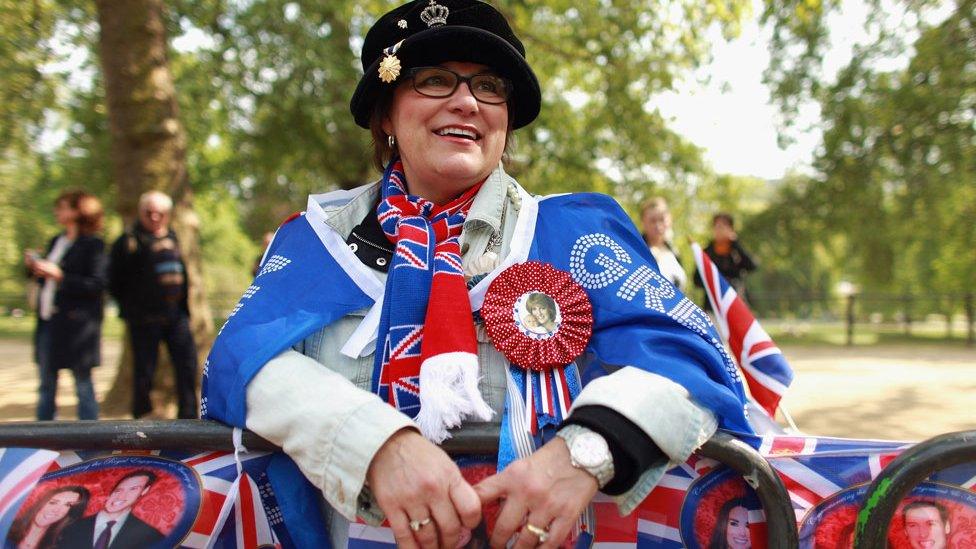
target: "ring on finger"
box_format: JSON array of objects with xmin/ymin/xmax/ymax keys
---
[
  {"xmin": 409, "ymin": 517, "xmax": 432, "ymax": 532},
  {"xmin": 525, "ymin": 523, "xmax": 549, "ymax": 544}
]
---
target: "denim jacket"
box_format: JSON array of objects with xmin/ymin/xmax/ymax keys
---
[{"xmin": 243, "ymin": 167, "xmax": 717, "ymax": 542}]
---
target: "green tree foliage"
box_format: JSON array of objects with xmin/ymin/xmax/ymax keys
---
[
  {"xmin": 753, "ymin": 0, "xmax": 974, "ymax": 304},
  {"xmin": 3, "ymin": 0, "xmax": 760, "ymax": 304}
]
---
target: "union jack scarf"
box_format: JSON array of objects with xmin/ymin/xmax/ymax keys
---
[{"xmin": 372, "ymin": 159, "xmax": 493, "ymax": 442}]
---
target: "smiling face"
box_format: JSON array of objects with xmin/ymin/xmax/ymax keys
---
[
  {"xmin": 103, "ymin": 475, "xmax": 150, "ymax": 516},
  {"xmin": 529, "ymin": 303, "xmax": 551, "ymax": 324},
  {"xmin": 33, "ymin": 491, "xmax": 81, "ymax": 528},
  {"xmin": 725, "ymin": 506, "xmax": 751, "ymax": 549},
  {"xmin": 905, "ymin": 506, "xmax": 949, "ymax": 549},
  {"xmin": 382, "ymin": 61, "xmax": 509, "ymax": 204}
]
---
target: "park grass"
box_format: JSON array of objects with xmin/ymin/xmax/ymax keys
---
[{"xmin": 765, "ymin": 321, "xmax": 973, "ymax": 347}]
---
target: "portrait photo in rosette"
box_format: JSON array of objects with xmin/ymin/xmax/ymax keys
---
[
  {"xmin": 7, "ymin": 455, "xmax": 201, "ymax": 549},
  {"xmin": 798, "ymin": 481, "xmax": 976, "ymax": 549},
  {"xmin": 679, "ymin": 466, "xmax": 766, "ymax": 549},
  {"xmin": 481, "ymin": 261, "xmax": 593, "ymax": 372}
]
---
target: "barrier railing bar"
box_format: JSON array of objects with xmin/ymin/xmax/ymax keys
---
[
  {"xmin": 855, "ymin": 430, "xmax": 976, "ymax": 548},
  {"xmin": 700, "ymin": 431, "xmax": 798, "ymax": 549},
  {"xmin": 0, "ymin": 420, "xmax": 798, "ymax": 547}
]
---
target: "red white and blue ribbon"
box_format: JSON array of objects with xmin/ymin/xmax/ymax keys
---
[{"xmin": 482, "ymin": 262, "xmax": 593, "ymax": 436}]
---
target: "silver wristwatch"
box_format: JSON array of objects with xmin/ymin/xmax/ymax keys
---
[{"xmin": 556, "ymin": 424, "xmax": 614, "ymax": 489}]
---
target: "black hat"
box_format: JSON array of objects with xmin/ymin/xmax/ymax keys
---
[{"xmin": 349, "ymin": 0, "xmax": 541, "ymax": 130}]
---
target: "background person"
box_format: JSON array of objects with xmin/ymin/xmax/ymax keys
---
[
  {"xmin": 6, "ymin": 485, "xmax": 90, "ymax": 549},
  {"xmin": 902, "ymin": 500, "xmax": 950, "ymax": 549},
  {"xmin": 24, "ymin": 190, "xmax": 107, "ymax": 421},
  {"xmin": 56, "ymin": 470, "xmax": 164, "ymax": 549},
  {"xmin": 204, "ymin": 1, "xmax": 752, "ymax": 547},
  {"xmin": 640, "ymin": 197, "xmax": 686, "ymax": 291},
  {"xmin": 694, "ymin": 212, "xmax": 757, "ymax": 308},
  {"xmin": 108, "ymin": 191, "xmax": 198, "ymax": 419},
  {"xmin": 708, "ymin": 497, "xmax": 751, "ymax": 549}
]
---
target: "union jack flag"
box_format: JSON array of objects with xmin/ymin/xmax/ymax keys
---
[
  {"xmin": 0, "ymin": 448, "xmax": 284, "ymax": 549},
  {"xmin": 391, "ymin": 219, "xmax": 431, "ymax": 271},
  {"xmin": 691, "ymin": 242, "xmax": 794, "ymax": 416},
  {"xmin": 632, "ymin": 433, "xmax": 976, "ymax": 549},
  {"xmin": 0, "ymin": 448, "xmax": 59, "ymax": 536},
  {"xmin": 376, "ymin": 323, "xmax": 424, "ymax": 413}
]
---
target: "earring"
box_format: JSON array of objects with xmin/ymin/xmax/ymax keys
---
[{"xmin": 388, "ymin": 135, "xmax": 396, "ymax": 149}]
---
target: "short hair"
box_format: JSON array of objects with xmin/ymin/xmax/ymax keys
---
[
  {"xmin": 113, "ymin": 469, "xmax": 158, "ymax": 492},
  {"xmin": 138, "ymin": 190, "xmax": 173, "ymax": 213},
  {"xmin": 640, "ymin": 197, "xmax": 670, "ymax": 217},
  {"xmin": 902, "ymin": 500, "xmax": 949, "ymax": 526},
  {"xmin": 367, "ymin": 82, "xmax": 516, "ymax": 173},
  {"xmin": 712, "ymin": 212, "xmax": 735, "ymax": 228},
  {"xmin": 55, "ymin": 189, "xmax": 104, "ymax": 235}
]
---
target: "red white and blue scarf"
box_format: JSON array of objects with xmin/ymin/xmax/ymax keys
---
[{"xmin": 371, "ymin": 159, "xmax": 493, "ymax": 442}]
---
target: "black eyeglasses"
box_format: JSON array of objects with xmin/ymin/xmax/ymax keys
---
[{"xmin": 407, "ymin": 67, "xmax": 511, "ymax": 104}]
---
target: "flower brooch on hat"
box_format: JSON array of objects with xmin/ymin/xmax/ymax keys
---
[
  {"xmin": 481, "ymin": 261, "xmax": 593, "ymax": 371},
  {"xmin": 378, "ymin": 40, "xmax": 404, "ymax": 83}
]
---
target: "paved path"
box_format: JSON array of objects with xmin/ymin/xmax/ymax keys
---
[
  {"xmin": 777, "ymin": 344, "xmax": 976, "ymax": 441},
  {"xmin": 0, "ymin": 338, "xmax": 122, "ymax": 421},
  {"xmin": 0, "ymin": 338, "xmax": 973, "ymax": 442}
]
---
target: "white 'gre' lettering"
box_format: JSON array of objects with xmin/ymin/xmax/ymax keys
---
[{"xmin": 569, "ymin": 233, "xmax": 631, "ymax": 289}]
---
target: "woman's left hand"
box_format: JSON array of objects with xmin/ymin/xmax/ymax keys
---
[
  {"xmin": 30, "ymin": 259, "xmax": 63, "ymax": 281},
  {"xmin": 474, "ymin": 438, "xmax": 598, "ymax": 548}
]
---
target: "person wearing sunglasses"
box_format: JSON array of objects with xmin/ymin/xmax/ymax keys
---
[{"xmin": 204, "ymin": 1, "xmax": 753, "ymax": 547}]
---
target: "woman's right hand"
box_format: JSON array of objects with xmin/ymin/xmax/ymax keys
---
[{"xmin": 366, "ymin": 428, "xmax": 482, "ymax": 548}]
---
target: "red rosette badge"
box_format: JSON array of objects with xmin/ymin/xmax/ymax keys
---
[{"xmin": 481, "ymin": 261, "xmax": 593, "ymax": 371}]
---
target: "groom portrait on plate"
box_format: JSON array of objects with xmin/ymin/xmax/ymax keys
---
[{"xmin": 56, "ymin": 470, "xmax": 165, "ymax": 549}]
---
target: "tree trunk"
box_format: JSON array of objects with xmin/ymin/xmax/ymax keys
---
[{"xmin": 95, "ymin": 0, "xmax": 213, "ymax": 417}]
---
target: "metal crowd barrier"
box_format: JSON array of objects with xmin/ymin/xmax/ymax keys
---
[
  {"xmin": 0, "ymin": 420, "xmax": 798, "ymax": 548},
  {"xmin": 855, "ymin": 430, "xmax": 976, "ymax": 548}
]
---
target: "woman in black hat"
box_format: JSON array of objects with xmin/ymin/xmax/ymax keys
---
[{"xmin": 211, "ymin": 1, "xmax": 752, "ymax": 547}]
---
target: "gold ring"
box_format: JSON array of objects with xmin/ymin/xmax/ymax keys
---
[
  {"xmin": 525, "ymin": 523, "xmax": 549, "ymax": 543},
  {"xmin": 409, "ymin": 517, "xmax": 432, "ymax": 532}
]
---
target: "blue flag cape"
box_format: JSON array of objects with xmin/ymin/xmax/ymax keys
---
[{"xmin": 203, "ymin": 187, "xmax": 751, "ymax": 547}]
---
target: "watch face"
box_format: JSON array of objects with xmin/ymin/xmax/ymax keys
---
[{"xmin": 572, "ymin": 432, "xmax": 610, "ymax": 469}]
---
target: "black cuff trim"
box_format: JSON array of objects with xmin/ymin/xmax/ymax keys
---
[{"xmin": 563, "ymin": 406, "xmax": 665, "ymax": 495}]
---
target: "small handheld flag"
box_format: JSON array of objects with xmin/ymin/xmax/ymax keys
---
[{"xmin": 692, "ymin": 242, "xmax": 794, "ymax": 417}]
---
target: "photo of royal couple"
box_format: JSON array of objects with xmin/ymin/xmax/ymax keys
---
[{"xmin": 5, "ymin": 458, "xmax": 198, "ymax": 549}]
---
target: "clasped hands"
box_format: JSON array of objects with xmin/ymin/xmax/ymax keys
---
[{"xmin": 366, "ymin": 429, "xmax": 599, "ymax": 549}]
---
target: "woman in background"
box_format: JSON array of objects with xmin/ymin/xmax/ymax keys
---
[
  {"xmin": 24, "ymin": 190, "xmax": 107, "ymax": 420},
  {"xmin": 5, "ymin": 485, "xmax": 90, "ymax": 549},
  {"xmin": 640, "ymin": 197, "xmax": 687, "ymax": 291}
]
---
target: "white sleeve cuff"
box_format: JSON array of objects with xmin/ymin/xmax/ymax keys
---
[
  {"xmin": 245, "ymin": 349, "xmax": 416, "ymax": 521},
  {"xmin": 571, "ymin": 366, "xmax": 717, "ymax": 514}
]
